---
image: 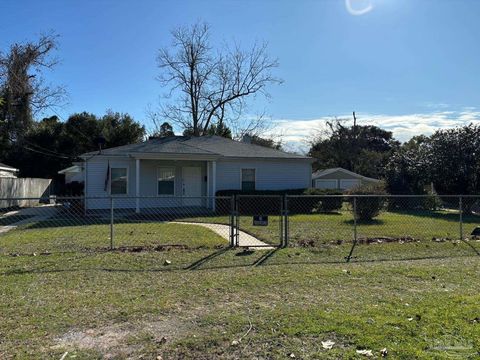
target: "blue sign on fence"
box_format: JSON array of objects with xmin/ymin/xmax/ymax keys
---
[{"xmin": 253, "ymin": 215, "xmax": 268, "ymax": 226}]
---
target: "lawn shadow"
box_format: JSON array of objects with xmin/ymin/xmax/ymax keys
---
[
  {"xmin": 252, "ymin": 248, "xmax": 280, "ymax": 266},
  {"xmin": 460, "ymin": 239, "xmax": 480, "ymax": 256},
  {"xmin": 185, "ymin": 247, "xmax": 231, "ymax": 270},
  {"xmin": 2, "ymin": 246, "xmax": 478, "ymax": 276},
  {"xmin": 389, "ymin": 209, "xmax": 480, "ymax": 224}
]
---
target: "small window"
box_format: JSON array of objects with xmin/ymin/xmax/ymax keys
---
[
  {"xmin": 241, "ymin": 168, "xmax": 256, "ymax": 191},
  {"xmin": 158, "ymin": 167, "xmax": 175, "ymax": 195},
  {"xmin": 110, "ymin": 167, "xmax": 128, "ymax": 195}
]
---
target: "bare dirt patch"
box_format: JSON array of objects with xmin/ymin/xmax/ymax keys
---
[{"xmin": 53, "ymin": 316, "xmax": 190, "ymax": 358}]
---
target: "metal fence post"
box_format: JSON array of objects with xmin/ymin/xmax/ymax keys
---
[
  {"xmin": 459, "ymin": 196, "xmax": 463, "ymax": 240},
  {"xmin": 234, "ymin": 195, "xmax": 239, "ymax": 247},
  {"xmin": 230, "ymin": 195, "xmax": 235, "ymax": 247},
  {"xmin": 346, "ymin": 196, "xmax": 358, "ymax": 262},
  {"xmin": 110, "ymin": 196, "xmax": 114, "ymax": 250},
  {"xmin": 284, "ymin": 194, "xmax": 289, "ymax": 248}
]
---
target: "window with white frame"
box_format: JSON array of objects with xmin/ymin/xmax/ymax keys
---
[
  {"xmin": 241, "ymin": 168, "xmax": 256, "ymax": 191},
  {"xmin": 158, "ymin": 167, "xmax": 175, "ymax": 195},
  {"xmin": 110, "ymin": 167, "xmax": 128, "ymax": 195}
]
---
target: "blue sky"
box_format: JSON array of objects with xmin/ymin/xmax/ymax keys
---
[{"xmin": 2, "ymin": 0, "xmax": 480, "ymax": 150}]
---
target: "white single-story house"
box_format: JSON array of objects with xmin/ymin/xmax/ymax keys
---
[
  {"xmin": 0, "ymin": 162, "xmax": 19, "ymax": 178},
  {"xmin": 81, "ymin": 135, "xmax": 313, "ymax": 211},
  {"xmin": 312, "ymin": 167, "xmax": 380, "ymax": 190},
  {"xmin": 58, "ymin": 163, "xmax": 84, "ymax": 184}
]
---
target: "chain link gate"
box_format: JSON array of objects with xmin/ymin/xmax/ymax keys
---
[{"xmin": 229, "ymin": 195, "xmax": 285, "ymax": 248}]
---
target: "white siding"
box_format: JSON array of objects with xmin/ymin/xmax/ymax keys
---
[
  {"xmin": 85, "ymin": 157, "xmax": 207, "ymax": 210},
  {"xmin": 85, "ymin": 157, "xmax": 136, "ymax": 209},
  {"xmin": 85, "ymin": 157, "xmax": 312, "ymax": 209},
  {"xmin": 216, "ymin": 159, "xmax": 311, "ymax": 191}
]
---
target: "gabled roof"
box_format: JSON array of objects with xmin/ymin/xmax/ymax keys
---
[
  {"xmin": 312, "ymin": 167, "xmax": 380, "ymax": 182},
  {"xmin": 0, "ymin": 162, "xmax": 18, "ymax": 172},
  {"xmin": 82, "ymin": 135, "xmax": 311, "ymax": 160}
]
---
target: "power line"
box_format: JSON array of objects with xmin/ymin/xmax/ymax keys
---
[
  {"xmin": 47, "ymin": 105, "xmax": 92, "ymax": 141},
  {"xmin": 23, "ymin": 145, "xmax": 72, "ymax": 159},
  {"xmin": 8, "ymin": 133, "xmax": 74, "ymax": 158}
]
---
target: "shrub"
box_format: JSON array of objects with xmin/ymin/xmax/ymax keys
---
[
  {"xmin": 303, "ymin": 188, "xmax": 343, "ymax": 213},
  {"xmin": 214, "ymin": 188, "xmax": 343, "ymax": 215},
  {"xmin": 346, "ymin": 182, "xmax": 387, "ymax": 221},
  {"xmin": 422, "ymin": 193, "xmax": 443, "ymax": 211}
]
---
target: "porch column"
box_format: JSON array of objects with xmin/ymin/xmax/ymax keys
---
[
  {"xmin": 135, "ymin": 158, "xmax": 140, "ymax": 213},
  {"xmin": 212, "ymin": 161, "xmax": 216, "ymax": 211},
  {"xmin": 206, "ymin": 161, "xmax": 211, "ymax": 208}
]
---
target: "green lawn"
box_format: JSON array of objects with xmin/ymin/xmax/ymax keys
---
[
  {"xmin": 0, "ymin": 222, "xmax": 227, "ymax": 255},
  {"xmin": 2, "ymin": 208, "xmax": 479, "ymax": 263},
  {"xmin": 173, "ymin": 209, "xmax": 480, "ymax": 261},
  {"xmin": 0, "ymin": 248, "xmax": 479, "ymax": 359},
  {"xmin": 1, "ymin": 211, "xmax": 479, "ymax": 358},
  {"xmin": 181, "ymin": 209, "xmax": 480, "ymax": 245}
]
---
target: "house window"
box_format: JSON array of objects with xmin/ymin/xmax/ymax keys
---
[
  {"xmin": 241, "ymin": 168, "xmax": 256, "ymax": 191},
  {"xmin": 158, "ymin": 167, "xmax": 175, "ymax": 195},
  {"xmin": 110, "ymin": 167, "xmax": 128, "ymax": 195}
]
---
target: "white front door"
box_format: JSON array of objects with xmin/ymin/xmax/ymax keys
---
[{"xmin": 182, "ymin": 167, "xmax": 202, "ymax": 206}]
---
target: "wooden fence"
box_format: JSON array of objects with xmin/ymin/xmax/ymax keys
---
[{"xmin": 0, "ymin": 178, "xmax": 52, "ymax": 208}]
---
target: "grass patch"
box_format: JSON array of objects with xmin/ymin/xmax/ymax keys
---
[
  {"xmin": 0, "ymin": 222, "xmax": 227, "ymax": 254},
  {"xmin": 181, "ymin": 210, "xmax": 480, "ymax": 248},
  {"xmin": 0, "ymin": 250, "xmax": 479, "ymax": 358}
]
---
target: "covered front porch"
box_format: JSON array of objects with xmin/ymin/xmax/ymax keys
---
[{"xmin": 129, "ymin": 155, "xmax": 218, "ymax": 213}]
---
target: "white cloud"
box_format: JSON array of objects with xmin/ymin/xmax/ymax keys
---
[{"xmin": 269, "ymin": 108, "xmax": 480, "ymax": 153}]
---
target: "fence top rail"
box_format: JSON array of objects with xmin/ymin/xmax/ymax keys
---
[
  {"xmin": 1, "ymin": 194, "xmax": 479, "ymax": 202},
  {"xmin": 235, "ymin": 194, "xmax": 284, "ymax": 198},
  {"xmin": 285, "ymin": 194, "xmax": 480, "ymax": 198},
  {"xmin": 0, "ymin": 195, "xmax": 234, "ymax": 201}
]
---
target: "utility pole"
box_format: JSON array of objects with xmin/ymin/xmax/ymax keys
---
[{"xmin": 352, "ymin": 111, "xmax": 357, "ymax": 172}]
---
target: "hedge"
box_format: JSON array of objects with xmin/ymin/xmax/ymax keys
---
[{"xmin": 214, "ymin": 188, "xmax": 343, "ymax": 215}]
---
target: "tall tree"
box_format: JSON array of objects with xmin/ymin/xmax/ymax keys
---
[
  {"xmin": 156, "ymin": 22, "xmax": 282, "ymax": 137},
  {"xmin": 100, "ymin": 111, "xmax": 145, "ymax": 148},
  {"xmin": 249, "ymin": 134, "xmax": 282, "ymax": 150},
  {"xmin": 308, "ymin": 119, "xmax": 399, "ymax": 178},
  {"xmin": 384, "ymin": 136, "xmax": 429, "ymax": 195},
  {"xmin": 6, "ymin": 111, "xmax": 146, "ymax": 178},
  {"xmin": 157, "ymin": 122, "xmax": 175, "ymax": 137},
  {"xmin": 0, "ymin": 33, "xmax": 65, "ymax": 147},
  {"xmin": 385, "ymin": 125, "xmax": 480, "ymax": 201}
]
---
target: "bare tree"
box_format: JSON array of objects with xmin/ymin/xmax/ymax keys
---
[
  {"xmin": 0, "ymin": 33, "xmax": 66, "ymax": 140},
  {"xmin": 156, "ymin": 22, "xmax": 282, "ymax": 136}
]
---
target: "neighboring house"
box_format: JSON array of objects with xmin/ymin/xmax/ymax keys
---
[
  {"xmin": 312, "ymin": 167, "xmax": 380, "ymax": 190},
  {"xmin": 0, "ymin": 162, "xmax": 19, "ymax": 178},
  {"xmin": 58, "ymin": 163, "xmax": 84, "ymax": 184},
  {"xmin": 81, "ymin": 135, "xmax": 313, "ymax": 211}
]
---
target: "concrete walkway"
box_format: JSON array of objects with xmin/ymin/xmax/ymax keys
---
[
  {"xmin": 0, "ymin": 205, "xmax": 59, "ymax": 234},
  {"xmin": 170, "ymin": 221, "xmax": 275, "ymax": 249}
]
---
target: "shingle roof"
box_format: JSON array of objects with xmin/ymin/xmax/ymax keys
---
[
  {"xmin": 83, "ymin": 136, "xmax": 216, "ymax": 157},
  {"xmin": 83, "ymin": 135, "xmax": 311, "ymax": 160},
  {"xmin": 312, "ymin": 167, "xmax": 380, "ymax": 181}
]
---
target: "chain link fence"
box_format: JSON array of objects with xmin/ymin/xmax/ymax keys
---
[{"xmin": 0, "ymin": 195, "xmax": 479, "ymax": 263}]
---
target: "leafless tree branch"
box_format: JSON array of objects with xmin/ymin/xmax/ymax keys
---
[{"xmin": 155, "ymin": 22, "xmax": 282, "ymax": 137}]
